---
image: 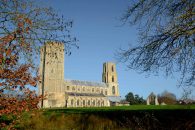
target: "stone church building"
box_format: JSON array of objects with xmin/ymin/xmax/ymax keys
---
[{"xmin": 38, "ymin": 42, "xmax": 121, "ymax": 108}]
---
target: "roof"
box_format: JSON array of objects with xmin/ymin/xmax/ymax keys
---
[
  {"xmin": 107, "ymin": 96, "xmax": 121, "ymax": 103},
  {"xmin": 66, "ymin": 92, "xmax": 106, "ymax": 97},
  {"xmin": 64, "ymin": 79, "xmax": 107, "ymax": 87}
]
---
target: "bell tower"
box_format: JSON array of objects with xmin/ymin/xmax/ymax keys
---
[
  {"xmin": 102, "ymin": 62, "xmax": 120, "ymax": 96},
  {"xmin": 39, "ymin": 42, "xmax": 65, "ymax": 108}
]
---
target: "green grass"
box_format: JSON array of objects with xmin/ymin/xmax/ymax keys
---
[
  {"xmin": 11, "ymin": 105, "xmax": 195, "ymax": 130},
  {"xmin": 44, "ymin": 105, "xmax": 195, "ymax": 114}
]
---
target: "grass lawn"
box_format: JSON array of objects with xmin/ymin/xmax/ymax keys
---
[
  {"xmin": 3, "ymin": 105, "xmax": 194, "ymax": 130},
  {"xmin": 44, "ymin": 105, "xmax": 195, "ymax": 114}
]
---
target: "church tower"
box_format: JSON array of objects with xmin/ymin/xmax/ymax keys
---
[
  {"xmin": 39, "ymin": 42, "xmax": 65, "ymax": 107},
  {"xmin": 102, "ymin": 62, "xmax": 120, "ymax": 96}
]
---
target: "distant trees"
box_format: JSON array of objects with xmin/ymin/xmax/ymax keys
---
[
  {"xmin": 118, "ymin": 0, "xmax": 195, "ymax": 89},
  {"xmin": 158, "ymin": 91, "xmax": 177, "ymax": 105},
  {"xmin": 0, "ymin": 0, "xmax": 76, "ymax": 129},
  {"xmin": 125, "ymin": 92, "xmax": 145, "ymax": 105}
]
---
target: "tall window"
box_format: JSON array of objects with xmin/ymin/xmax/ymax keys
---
[
  {"xmin": 104, "ymin": 77, "xmax": 106, "ymax": 82},
  {"xmin": 83, "ymin": 100, "xmax": 85, "ymax": 106},
  {"xmin": 104, "ymin": 66, "xmax": 106, "ymax": 72},
  {"xmin": 92, "ymin": 88, "xmax": 94, "ymax": 92},
  {"xmin": 88, "ymin": 100, "xmax": 90, "ymax": 106},
  {"xmin": 77, "ymin": 100, "xmax": 79, "ymax": 106},
  {"xmin": 112, "ymin": 86, "xmax": 115, "ymax": 94},
  {"xmin": 112, "ymin": 76, "xmax": 114, "ymax": 82},
  {"xmin": 67, "ymin": 86, "xmax": 70, "ymax": 90},
  {"xmin": 71, "ymin": 99, "xmax": 74, "ymax": 106},
  {"xmin": 112, "ymin": 65, "xmax": 114, "ymax": 72}
]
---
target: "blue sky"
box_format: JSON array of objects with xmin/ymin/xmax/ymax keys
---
[{"xmin": 42, "ymin": 0, "xmax": 188, "ymax": 99}]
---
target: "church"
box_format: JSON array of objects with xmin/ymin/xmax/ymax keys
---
[{"xmin": 38, "ymin": 42, "xmax": 121, "ymax": 108}]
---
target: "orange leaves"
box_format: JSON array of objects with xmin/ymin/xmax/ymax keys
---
[
  {"xmin": 18, "ymin": 21, "xmax": 24, "ymax": 28},
  {"xmin": 6, "ymin": 49, "xmax": 11, "ymax": 56},
  {"xmin": 24, "ymin": 18, "xmax": 32, "ymax": 25}
]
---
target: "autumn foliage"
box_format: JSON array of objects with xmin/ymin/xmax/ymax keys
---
[
  {"xmin": 0, "ymin": 2, "xmax": 41, "ymax": 130},
  {"xmin": 0, "ymin": 0, "xmax": 76, "ymax": 128},
  {"xmin": 0, "ymin": 16, "xmax": 42, "ymax": 129}
]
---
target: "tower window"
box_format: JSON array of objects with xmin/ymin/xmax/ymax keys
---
[
  {"xmin": 112, "ymin": 65, "xmax": 114, "ymax": 72},
  {"xmin": 112, "ymin": 86, "xmax": 115, "ymax": 95},
  {"xmin": 112, "ymin": 76, "xmax": 114, "ymax": 82}
]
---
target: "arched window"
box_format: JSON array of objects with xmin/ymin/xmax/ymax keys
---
[
  {"xmin": 92, "ymin": 88, "xmax": 94, "ymax": 92},
  {"xmin": 67, "ymin": 86, "xmax": 70, "ymax": 90},
  {"xmin": 71, "ymin": 99, "xmax": 74, "ymax": 106},
  {"xmin": 112, "ymin": 65, "xmax": 114, "ymax": 72},
  {"xmin": 88, "ymin": 100, "xmax": 90, "ymax": 106},
  {"xmin": 101, "ymin": 89, "xmax": 103, "ymax": 94},
  {"xmin": 92, "ymin": 100, "xmax": 95, "ymax": 106},
  {"xmin": 112, "ymin": 76, "xmax": 114, "ymax": 82},
  {"xmin": 77, "ymin": 100, "xmax": 79, "ymax": 106},
  {"xmin": 97, "ymin": 100, "xmax": 100, "ymax": 106},
  {"xmin": 83, "ymin": 100, "xmax": 85, "ymax": 106},
  {"xmin": 104, "ymin": 77, "xmax": 106, "ymax": 82},
  {"xmin": 112, "ymin": 86, "xmax": 115, "ymax": 94},
  {"xmin": 83, "ymin": 87, "xmax": 85, "ymax": 92}
]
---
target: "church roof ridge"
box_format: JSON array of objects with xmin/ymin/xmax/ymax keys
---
[{"xmin": 64, "ymin": 79, "xmax": 107, "ymax": 87}]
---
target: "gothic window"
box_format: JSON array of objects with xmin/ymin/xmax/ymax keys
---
[
  {"xmin": 104, "ymin": 66, "xmax": 106, "ymax": 72},
  {"xmin": 97, "ymin": 100, "xmax": 100, "ymax": 106},
  {"xmin": 112, "ymin": 65, "xmax": 114, "ymax": 72},
  {"xmin": 112, "ymin": 76, "xmax": 114, "ymax": 82},
  {"xmin": 104, "ymin": 77, "xmax": 106, "ymax": 82},
  {"xmin": 101, "ymin": 89, "xmax": 103, "ymax": 94},
  {"xmin": 92, "ymin": 100, "xmax": 95, "ymax": 106},
  {"xmin": 88, "ymin": 100, "xmax": 90, "ymax": 106},
  {"xmin": 67, "ymin": 86, "xmax": 70, "ymax": 90},
  {"xmin": 71, "ymin": 99, "xmax": 74, "ymax": 106},
  {"xmin": 83, "ymin": 100, "xmax": 85, "ymax": 106},
  {"xmin": 112, "ymin": 86, "xmax": 115, "ymax": 94},
  {"xmin": 92, "ymin": 88, "xmax": 94, "ymax": 92},
  {"xmin": 77, "ymin": 100, "xmax": 79, "ymax": 106}
]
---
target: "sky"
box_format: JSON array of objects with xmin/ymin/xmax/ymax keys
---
[{"xmin": 40, "ymin": 0, "xmax": 190, "ymax": 99}]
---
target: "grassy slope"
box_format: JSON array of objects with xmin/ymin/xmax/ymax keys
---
[{"xmin": 16, "ymin": 105, "xmax": 195, "ymax": 130}]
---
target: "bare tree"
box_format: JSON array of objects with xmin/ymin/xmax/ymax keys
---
[{"xmin": 118, "ymin": 0, "xmax": 195, "ymax": 88}]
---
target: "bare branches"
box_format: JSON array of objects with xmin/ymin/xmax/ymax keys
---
[{"xmin": 118, "ymin": 0, "xmax": 195, "ymax": 88}]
